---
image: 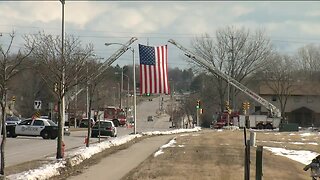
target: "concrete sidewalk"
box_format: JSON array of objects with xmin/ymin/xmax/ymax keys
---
[{"xmin": 68, "ymin": 135, "xmax": 176, "ymax": 180}]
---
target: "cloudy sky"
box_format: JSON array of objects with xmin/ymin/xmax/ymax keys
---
[{"xmin": 0, "ymin": 1, "xmax": 320, "ymax": 69}]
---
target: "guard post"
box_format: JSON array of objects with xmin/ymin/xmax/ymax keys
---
[{"xmin": 256, "ymin": 146, "xmax": 263, "ymax": 180}]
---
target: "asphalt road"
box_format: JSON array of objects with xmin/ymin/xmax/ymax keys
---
[{"xmin": 5, "ymin": 95, "xmax": 173, "ymax": 167}]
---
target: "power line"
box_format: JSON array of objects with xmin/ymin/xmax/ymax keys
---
[{"xmin": 2, "ymin": 23, "xmax": 320, "ymax": 44}]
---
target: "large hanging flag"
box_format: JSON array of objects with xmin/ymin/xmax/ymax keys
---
[{"xmin": 139, "ymin": 44, "xmax": 170, "ymax": 95}]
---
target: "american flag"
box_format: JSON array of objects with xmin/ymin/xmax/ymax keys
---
[{"xmin": 139, "ymin": 44, "xmax": 170, "ymax": 95}]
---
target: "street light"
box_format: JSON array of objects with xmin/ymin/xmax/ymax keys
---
[{"xmin": 105, "ymin": 42, "xmax": 137, "ymax": 134}]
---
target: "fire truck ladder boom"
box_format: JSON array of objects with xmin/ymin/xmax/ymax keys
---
[
  {"xmin": 94, "ymin": 37, "xmax": 138, "ymax": 80},
  {"xmin": 168, "ymin": 39, "xmax": 281, "ymax": 118},
  {"xmin": 68, "ymin": 37, "xmax": 138, "ymax": 102}
]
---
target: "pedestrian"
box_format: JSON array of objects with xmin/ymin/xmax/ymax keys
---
[{"xmin": 304, "ymin": 155, "xmax": 320, "ymax": 180}]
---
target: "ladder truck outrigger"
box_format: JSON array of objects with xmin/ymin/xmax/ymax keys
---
[
  {"xmin": 66, "ymin": 37, "xmax": 138, "ymax": 127},
  {"xmin": 168, "ymin": 39, "xmax": 282, "ymax": 129}
]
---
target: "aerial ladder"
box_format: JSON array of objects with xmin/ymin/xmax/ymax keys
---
[
  {"xmin": 168, "ymin": 39, "xmax": 281, "ymax": 118},
  {"xmin": 67, "ymin": 37, "xmax": 138, "ymax": 103}
]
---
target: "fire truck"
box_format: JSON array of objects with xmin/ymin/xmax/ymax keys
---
[
  {"xmin": 212, "ymin": 111, "xmax": 240, "ymax": 129},
  {"xmin": 168, "ymin": 39, "xmax": 282, "ymax": 129},
  {"xmin": 104, "ymin": 106, "xmax": 127, "ymax": 127}
]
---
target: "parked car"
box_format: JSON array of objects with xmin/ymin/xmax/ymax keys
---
[
  {"xmin": 7, "ymin": 118, "xmax": 59, "ymax": 139},
  {"xmin": 6, "ymin": 116, "xmax": 21, "ymax": 126},
  {"xmin": 91, "ymin": 120, "xmax": 117, "ymax": 138},
  {"xmin": 79, "ymin": 118, "xmax": 95, "ymax": 128},
  {"xmin": 39, "ymin": 116, "xmax": 70, "ymax": 136},
  {"xmin": 147, "ymin": 116, "xmax": 153, "ymax": 122}
]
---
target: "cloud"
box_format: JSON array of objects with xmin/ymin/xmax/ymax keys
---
[
  {"xmin": 306, "ymin": 10, "xmax": 320, "ymax": 17},
  {"xmin": 66, "ymin": 2, "xmax": 111, "ymax": 29},
  {"xmin": 0, "ymin": 2, "xmax": 60, "ymax": 24},
  {"xmin": 299, "ymin": 23, "xmax": 320, "ymax": 36},
  {"xmin": 1, "ymin": 1, "xmax": 320, "ymax": 69},
  {"xmin": 231, "ymin": 5, "xmax": 254, "ymax": 17}
]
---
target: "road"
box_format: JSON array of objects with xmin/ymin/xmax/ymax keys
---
[{"xmin": 5, "ymin": 95, "xmax": 173, "ymax": 167}]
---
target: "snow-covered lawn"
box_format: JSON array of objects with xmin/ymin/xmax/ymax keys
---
[
  {"xmin": 264, "ymin": 146, "xmax": 319, "ymax": 165},
  {"xmin": 262, "ymin": 131, "xmax": 320, "ymax": 165}
]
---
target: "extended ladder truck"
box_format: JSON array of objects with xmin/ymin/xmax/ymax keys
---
[
  {"xmin": 168, "ymin": 39, "xmax": 282, "ymax": 129},
  {"xmin": 66, "ymin": 37, "xmax": 138, "ymax": 126}
]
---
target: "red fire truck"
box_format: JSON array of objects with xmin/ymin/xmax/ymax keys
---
[
  {"xmin": 212, "ymin": 111, "xmax": 240, "ymax": 129},
  {"xmin": 104, "ymin": 106, "xmax": 127, "ymax": 127}
]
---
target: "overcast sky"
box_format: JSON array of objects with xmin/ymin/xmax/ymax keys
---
[{"xmin": 0, "ymin": 1, "xmax": 319, "ymax": 69}]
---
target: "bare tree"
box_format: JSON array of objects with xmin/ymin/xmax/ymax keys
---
[
  {"xmin": 261, "ymin": 53, "xmax": 297, "ymax": 121},
  {"xmin": 166, "ymin": 101, "xmax": 185, "ymax": 128},
  {"xmin": 24, "ymin": 32, "xmax": 95, "ymax": 159},
  {"xmin": 191, "ymin": 26, "xmax": 272, "ymax": 111},
  {"xmin": 296, "ymin": 44, "xmax": 320, "ymax": 81},
  {"xmin": 0, "ymin": 31, "xmax": 33, "ymax": 175},
  {"xmin": 83, "ymin": 60, "xmax": 107, "ymax": 147},
  {"xmin": 11, "ymin": 66, "xmax": 50, "ymax": 117}
]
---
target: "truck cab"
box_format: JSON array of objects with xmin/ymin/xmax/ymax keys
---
[{"xmin": 212, "ymin": 111, "xmax": 239, "ymax": 129}]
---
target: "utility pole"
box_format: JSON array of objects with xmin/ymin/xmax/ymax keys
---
[
  {"xmin": 230, "ymin": 35, "xmax": 236, "ymax": 109},
  {"xmin": 132, "ymin": 48, "xmax": 137, "ymax": 134},
  {"xmin": 120, "ymin": 68, "xmax": 123, "ymax": 109},
  {"xmin": 57, "ymin": 0, "xmax": 66, "ymax": 159}
]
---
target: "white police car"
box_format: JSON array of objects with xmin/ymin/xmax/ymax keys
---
[{"xmin": 7, "ymin": 118, "xmax": 59, "ymax": 139}]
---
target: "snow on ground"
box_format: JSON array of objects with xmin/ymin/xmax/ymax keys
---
[
  {"xmin": 259, "ymin": 130, "xmax": 320, "ymax": 165},
  {"xmin": 258, "ymin": 140, "xmax": 318, "ymax": 145},
  {"xmin": 264, "ymin": 146, "xmax": 320, "ymax": 165},
  {"xmin": 7, "ymin": 127, "xmax": 201, "ymax": 180},
  {"xmin": 153, "ymin": 136, "xmax": 187, "ymax": 157},
  {"xmin": 142, "ymin": 127, "xmax": 201, "ymax": 135},
  {"xmin": 154, "ymin": 138, "xmax": 177, "ymax": 157}
]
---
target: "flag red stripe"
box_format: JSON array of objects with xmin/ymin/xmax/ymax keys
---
[
  {"xmin": 153, "ymin": 60, "xmax": 157, "ymax": 93},
  {"xmin": 161, "ymin": 46, "xmax": 165, "ymax": 93},
  {"xmin": 165, "ymin": 45, "xmax": 170, "ymax": 94},
  {"xmin": 147, "ymin": 65, "xmax": 151, "ymax": 93},
  {"xmin": 156, "ymin": 47, "xmax": 161, "ymax": 94},
  {"xmin": 144, "ymin": 65, "xmax": 147, "ymax": 94},
  {"xmin": 140, "ymin": 64, "xmax": 143, "ymax": 94}
]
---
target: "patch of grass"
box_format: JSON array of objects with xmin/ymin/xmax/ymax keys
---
[{"xmin": 122, "ymin": 129, "xmax": 314, "ymax": 180}]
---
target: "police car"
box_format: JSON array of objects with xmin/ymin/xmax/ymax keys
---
[{"xmin": 7, "ymin": 118, "xmax": 59, "ymax": 139}]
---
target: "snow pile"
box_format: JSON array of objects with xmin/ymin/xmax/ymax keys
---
[
  {"xmin": 264, "ymin": 146, "xmax": 320, "ymax": 165},
  {"xmin": 301, "ymin": 133, "xmax": 312, "ymax": 137},
  {"xmin": 7, "ymin": 127, "xmax": 200, "ymax": 180},
  {"xmin": 143, "ymin": 127, "xmax": 201, "ymax": 136},
  {"xmin": 154, "ymin": 137, "xmax": 177, "ymax": 157},
  {"xmin": 8, "ymin": 134, "xmax": 142, "ymax": 180},
  {"xmin": 7, "ymin": 161, "xmax": 65, "ymax": 180},
  {"xmin": 66, "ymin": 134, "xmax": 142, "ymax": 167}
]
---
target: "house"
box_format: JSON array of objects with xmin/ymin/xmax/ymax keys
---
[{"xmin": 256, "ymin": 81, "xmax": 320, "ymax": 127}]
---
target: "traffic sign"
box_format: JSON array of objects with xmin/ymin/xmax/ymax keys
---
[{"xmin": 34, "ymin": 100, "xmax": 42, "ymax": 110}]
